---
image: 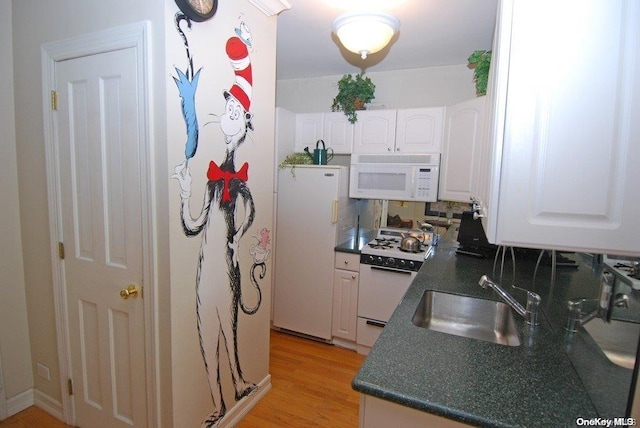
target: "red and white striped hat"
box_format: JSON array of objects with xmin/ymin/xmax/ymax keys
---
[{"xmin": 224, "ymin": 36, "xmax": 252, "ymax": 112}]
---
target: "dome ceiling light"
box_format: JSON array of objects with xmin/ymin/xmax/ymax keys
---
[{"xmin": 332, "ymin": 12, "xmax": 401, "ymax": 59}]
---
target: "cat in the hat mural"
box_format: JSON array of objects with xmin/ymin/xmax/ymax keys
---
[{"xmin": 171, "ymin": 13, "xmax": 268, "ymax": 427}]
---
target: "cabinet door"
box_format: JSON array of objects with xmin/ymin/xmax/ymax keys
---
[
  {"xmin": 294, "ymin": 113, "xmax": 323, "ymax": 152},
  {"xmin": 485, "ymin": 0, "xmax": 640, "ymax": 256},
  {"xmin": 395, "ymin": 107, "xmax": 445, "ymax": 154},
  {"xmin": 439, "ymin": 97, "xmax": 486, "ymax": 202},
  {"xmin": 352, "ymin": 110, "xmax": 397, "ymax": 154},
  {"xmin": 332, "ymin": 269, "xmax": 359, "ymax": 341},
  {"xmin": 323, "ymin": 112, "xmax": 354, "ymax": 154}
]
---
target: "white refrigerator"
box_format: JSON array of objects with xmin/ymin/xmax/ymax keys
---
[{"xmin": 273, "ymin": 165, "xmax": 357, "ymax": 340}]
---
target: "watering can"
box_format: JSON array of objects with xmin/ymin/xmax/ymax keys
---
[{"xmin": 304, "ymin": 140, "xmax": 334, "ymax": 165}]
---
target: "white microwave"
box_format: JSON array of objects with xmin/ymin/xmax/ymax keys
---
[{"xmin": 349, "ymin": 154, "xmax": 440, "ymax": 202}]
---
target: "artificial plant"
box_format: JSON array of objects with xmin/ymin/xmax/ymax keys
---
[
  {"xmin": 331, "ymin": 73, "xmax": 376, "ymax": 124},
  {"xmin": 467, "ymin": 50, "xmax": 492, "ymax": 96}
]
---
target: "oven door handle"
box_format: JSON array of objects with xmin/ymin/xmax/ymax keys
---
[
  {"xmin": 370, "ymin": 266, "xmax": 413, "ymax": 275},
  {"xmin": 366, "ymin": 320, "xmax": 387, "ymax": 328}
]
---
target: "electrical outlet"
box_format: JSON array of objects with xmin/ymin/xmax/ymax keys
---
[{"xmin": 36, "ymin": 363, "xmax": 51, "ymax": 381}]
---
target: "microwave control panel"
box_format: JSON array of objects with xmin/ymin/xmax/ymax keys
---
[{"xmin": 415, "ymin": 167, "xmax": 438, "ymax": 200}]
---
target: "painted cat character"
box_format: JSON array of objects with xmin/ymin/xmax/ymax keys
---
[{"xmin": 172, "ymin": 15, "xmax": 264, "ymax": 428}]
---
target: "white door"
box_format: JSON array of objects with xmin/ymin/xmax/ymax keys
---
[{"xmin": 55, "ymin": 47, "xmax": 147, "ymax": 428}]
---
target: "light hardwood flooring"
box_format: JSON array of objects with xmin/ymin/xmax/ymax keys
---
[{"xmin": 0, "ymin": 329, "xmax": 365, "ymax": 427}]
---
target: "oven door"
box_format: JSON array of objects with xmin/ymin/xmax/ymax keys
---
[{"xmin": 358, "ymin": 263, "xmax": 416, "ymax": 322}]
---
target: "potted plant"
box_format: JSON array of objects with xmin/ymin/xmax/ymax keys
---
[
  {"xmin": 467, "ymin": 50, "xmax": 492, "ymax": 96},
  {"xmin": 278, "ymin": 152, "xmax": 313, "ymax": 178},
  {"xmin": 331, "ymin": 73, "xmax": 376, "ymax": 124}
]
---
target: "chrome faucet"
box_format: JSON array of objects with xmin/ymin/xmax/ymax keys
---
[
  {"xmin": 565, "ymin": 271, "xmax": 628, "ymax": 333},
  {"xmin": 478, "ymin": 275, "xmax": 541, "ymax": 326}
]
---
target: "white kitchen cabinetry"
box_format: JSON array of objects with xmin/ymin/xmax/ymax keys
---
[
  {"xmin": 478, "ymin": 0, "xmax": 640, "ymax": 256},
  {"xmin": 294, "ymin": 112, "xmax": 323, "ymax": 153},
  {"xmin": 359, "ymin": 395, "xmax": 471, "ymax": 428},
  {"xmin": 352, "ymin": 110, "xmax": 398, "ymax": 154},
  {"xmin": 395, "ymin": 107, "xmax": 445, "ymax": 154},
  {"xmin": 294, "ymin": 112, "xmax": 354, "ymax": 154},
  {"xmin": 323, "ymin": 112, "xmax": 354, "ymax": 154},
  {"xmin": 332, "ymin": 252, "xmax": 359, "ymax": 344},
  {"xmin": 439, "ymin": 97, "xmax": 486, "ymax": 202}
]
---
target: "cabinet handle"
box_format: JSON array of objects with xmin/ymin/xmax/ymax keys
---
[
  {"xmin": 473, "ymin": 211, "xmax": 484, "ymax": 220},
  {"xmin": 352, "ymin": 275, "xmax": 356, "ymax": 279},
  {"xmin": 344, "ymin": 260, "xmax": 349, "ymax": 265},
  {"xmin": 366, "ymin": 320, "xmax": 386, "ymax": 328}
]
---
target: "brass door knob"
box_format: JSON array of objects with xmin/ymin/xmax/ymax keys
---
[{"xmin": 120, "ymin": 284, "xmax": 139, "ymax": 300}]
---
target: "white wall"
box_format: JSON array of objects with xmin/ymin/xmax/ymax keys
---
[
  {"xmin": 276, "ymin": 63, "xmax": 477, "ymax": 112},
  {"xmin": 0, "ymin": 0, "xmax": 34, "ymax": 410},
  {"xmin": 10, "ymin": 0, "xmax": 172, "ymax": 423}
]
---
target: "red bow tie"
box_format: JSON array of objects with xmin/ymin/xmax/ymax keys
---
[{"xmin": 207, "ymin": 161, "xmax": 249, "ymax": 202}]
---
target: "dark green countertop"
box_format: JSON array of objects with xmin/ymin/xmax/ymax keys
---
[
  {"xmin": 352, "ymin": 236, "xmax": 637, "ymax": 427},
  {"xmin": 335, "ymin": 229, "xmax": 377, "ymax": 254}
]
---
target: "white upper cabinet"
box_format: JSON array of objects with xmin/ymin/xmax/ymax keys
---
[
  {"xmin": 481, "ymin": 0, "xmax": 640, "ymax": 256},
  {"xmin": 395, "ymin": 107, "xmax": 445, "ymax": 154},
  {"xmin": 352, "ymin": 110, "xmax": 398, "ymax": 154},
  {"xmin": 294, "ymin": 112, "xmax": 354, "ymax": 154},
  {"xmin": 323, "ymin": 112, "xmax": 354, "ymax": 154},
  {"xmin": 439, "ymin": 97, "xmax": 486, "ymax": 202},
  {"xmin": 294, "ymin": 112, "xmax": 323, "ymax": 152}
]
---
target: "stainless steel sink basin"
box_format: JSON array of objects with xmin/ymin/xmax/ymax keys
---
[
  {"xmin": 412, "ymin": 291, "xmax": 521, "ymax": 346},
  {"xmin": 583, "ymin": 319, "xmax": 639, "ymax": 369}
]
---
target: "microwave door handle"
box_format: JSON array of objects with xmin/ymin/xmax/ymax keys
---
[{"xmin": 410, "ymin": 167, "xmax": 417, "ymax": 199}]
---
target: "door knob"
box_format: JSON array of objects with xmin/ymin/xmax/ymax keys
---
[{"xmin": 120, "ymin": 284, "xmax": 139, "ymax": 300}]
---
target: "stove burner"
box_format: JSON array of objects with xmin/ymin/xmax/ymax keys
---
[
  {"xmin": 399, "ymin": 246, "xmax": 425, "ymax": 254},
  {"xmin": 612, "ymin": 262, "xmax": 640, "ymax": 280}
]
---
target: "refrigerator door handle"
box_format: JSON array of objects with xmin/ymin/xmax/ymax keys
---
[{"xmin": 332, "ymin": 199, "xmax": 339, "ymax": 223}]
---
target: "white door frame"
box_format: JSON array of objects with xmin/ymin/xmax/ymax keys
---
[{"xmin": 41, "ymin": 21, "xmax": 157, "ymax": 426}]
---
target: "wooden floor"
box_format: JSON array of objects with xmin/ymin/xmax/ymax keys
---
[{"xmin": 0, "ymin": 329, "xmax": 365, "ymax": 427}]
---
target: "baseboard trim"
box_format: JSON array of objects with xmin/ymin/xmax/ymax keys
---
[
  {"xmin": 219, "ymin": 374, "xmax": 272, "ymax": 427},
  {"xmin": 6, "ymin": 388, "xmax": 33, "ymax": 416},
  {"xmin": 34, "ymin": 390, "xmax": 64, "ymax": 421}
]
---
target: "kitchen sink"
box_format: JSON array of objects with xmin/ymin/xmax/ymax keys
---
[
  {"xmin": 412, "ymin": 291, "xmax": 521, "ymax": 346},
  {"xmin": 583, "ymin": 319, "xmax": 640, "ymax": 369}
]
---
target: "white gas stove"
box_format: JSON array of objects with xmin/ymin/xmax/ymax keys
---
[
  {"xmin": 604, "ymin": 255, "xmax": 640, "ymax": 290},
  {"xmin": 360, "ymin": 227, "xmax": 435, "ymax": 271}
]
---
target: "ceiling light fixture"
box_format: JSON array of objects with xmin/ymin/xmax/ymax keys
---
[{"xmin": 332, "ymin": 12, "xmax": 400, "ymax": 59}]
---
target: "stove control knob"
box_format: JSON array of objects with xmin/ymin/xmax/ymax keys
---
[
  {"xmin": 408, "ymin": 261, "xmax": 415, "ymax": 270},
  {"xmin": 387, "ymin": 258, "xmax": 395, "ymax": 267},
  {"xmin": 399, "ymin": 260, "xmax": 406, "ymax": 268},
  {"xmin": 367, "ymin": 255, "xmax": 375, "ymax": 263},
  {"xmin": 376, "ymin": 257, "xmax": 383, "ymax": 265}
]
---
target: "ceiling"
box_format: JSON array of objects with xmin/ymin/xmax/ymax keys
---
[{"xmin": 275, "ymin": 0, "xmax": 498, "ymax": 80}]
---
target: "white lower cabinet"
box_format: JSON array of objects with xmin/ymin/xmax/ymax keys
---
[
  {"xmin": 332, "ymin": 252, "xmax": 359, "ymax": 343},
  {"xmin": 360, "ymin": 395, "xmax": 471, "ymax": 428}
]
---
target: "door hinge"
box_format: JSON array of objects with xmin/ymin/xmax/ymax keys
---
[
  {"xmin": 58, "ymin": 242, "xmax": 65, "ymax": 260},
  {"xmin": 51, "ymin": 90, "xmax": 58, "ymax": 111},
  {"xmin": 67, "ymin": 378, "xmax": 73, "ymax": 396}
]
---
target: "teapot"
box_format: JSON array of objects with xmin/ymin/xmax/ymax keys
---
[{"xmin": 304, "ymin": 140, "xmax": 334, "ymax": 165}]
